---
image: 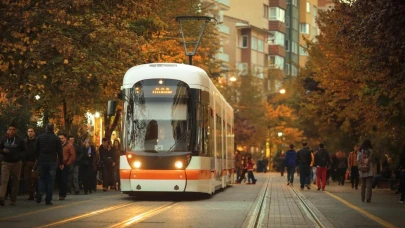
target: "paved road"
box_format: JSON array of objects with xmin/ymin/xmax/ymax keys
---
[{"xmin": 0, "ymin": 173, "xmax": 403, "ymax": 228}]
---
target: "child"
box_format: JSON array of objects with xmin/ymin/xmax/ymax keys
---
[{"xmin": 247, "ymin": 157, "xmax": 257, "ymax": 184}]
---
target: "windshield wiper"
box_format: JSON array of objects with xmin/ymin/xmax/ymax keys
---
[{"xmin": 167, "ymin": 130, "xmax": 189, "ymax": 154}]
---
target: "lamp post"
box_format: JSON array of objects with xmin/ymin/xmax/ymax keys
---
[{"xmin": 176, "ymin": 16, "xmax": 217, "ymax": 65}]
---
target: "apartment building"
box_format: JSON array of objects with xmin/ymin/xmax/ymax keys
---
[
  {"xmin": 218, "ymin": 0, "xmax": 321, "ymax": 93},
  {"xmin": 299, "ymin": 0, "xmax": 319, "ymax": 67}
]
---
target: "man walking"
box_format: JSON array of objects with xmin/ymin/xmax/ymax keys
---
[
  {"xmin": 58, "ymin": 134, "xmax": 75, "ymax": 200},
  {"xmin": 296, "ymin": 142, "xmax": 312, "ymax": 190},
  {"xmin": 23, "ymin": 127, "xmax": 37, "ymax": 200},
  {"xmin": 0, "ymin": 124, "xmax": 27, "ymax": 206},
  {"xmin": 35, "ymin": 123, "xmax": 63, "ymax": 205},
  {"xmin": 314, "ymin": 143, "xmax": 330, "ymax": 191}
]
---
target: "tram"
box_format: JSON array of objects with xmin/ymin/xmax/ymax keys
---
[{"xmin": 118, "ymin": 63, "xmax": 234, "ymax": 196}]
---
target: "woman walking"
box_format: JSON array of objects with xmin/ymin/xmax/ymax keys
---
[
  {"xmin": 80, "ymin": 140, "xmax": 97, "ymax": 194},
  {"xmin": 357, "ymin": 139, "xmax": 374, "ymax": 203}
]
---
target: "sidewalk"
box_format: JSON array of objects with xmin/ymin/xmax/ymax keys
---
[{"xmin": 258, "ymin": 172, "xmax": 404, "ymax": 228}]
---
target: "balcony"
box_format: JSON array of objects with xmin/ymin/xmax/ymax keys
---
[
  {"xmin": 216, "ymin": 53, "xmax": 229, "ymax": 62},
  {"xmin": 218, "ymin": 24, "xmax": 230, "ymax": 34}
]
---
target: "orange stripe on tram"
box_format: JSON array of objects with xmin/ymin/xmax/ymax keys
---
[
  {"xmin": 120, "ymin": 169, "xmax": 131, "ymax": 179},
  {"xmin": 126, "ymin": 170, "xmax": 213, "ymax": 180}
]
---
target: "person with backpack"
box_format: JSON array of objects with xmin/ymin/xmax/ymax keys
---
[
  {"xmin": 296, "ymin": 142, "xmax": 312, "ymax": 190},
  {"xmin": 285, "ymin": 144, "xmax": 297, "ymax": 186},
  {"xmin": 314, "ymin": 143, "xmax": 330, "ymax": 191},
  {"xmin": 357, "ymin": 139, "xmax": 374, "ymax": 203}
]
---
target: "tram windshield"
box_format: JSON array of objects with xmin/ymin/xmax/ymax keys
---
[{"xmin": 123, "ymin": 79, "xmax": 191, "ymax": 154}]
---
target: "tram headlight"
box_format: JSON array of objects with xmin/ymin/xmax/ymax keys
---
[
  {"xmin": 175, "ymin": 161, "xmax": 183, "ymax": 169},
  {"xmin": 133, "ymin": 161, "xmax": 141, "ymax": 169}
]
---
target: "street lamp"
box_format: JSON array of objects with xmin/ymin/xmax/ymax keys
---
[
  {"xmin": 229, "ymin": 76, "xmax": 237, "ymax": 82},
  {"xmin": 278, "ymin": 132, "xmax": 283, "ymax": 137},
  {"xmin": 35, "ymin": 95, "xmax": 40, "ymax": 100},
  {"xmin": 279, "ymin": 89, "xmax": 286, "ymax": 94}
]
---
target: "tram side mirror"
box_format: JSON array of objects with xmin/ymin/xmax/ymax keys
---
[{"xmin": 107, "ymin": 100, "xmax": 117, "ymax": 116}]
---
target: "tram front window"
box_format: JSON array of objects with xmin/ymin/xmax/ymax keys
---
[{"xmin": 124, "ymin": 79, "xmax": 190, "ymax": 153}]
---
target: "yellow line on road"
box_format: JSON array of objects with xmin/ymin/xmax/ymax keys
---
[
  {"xmin": 108, "ymin": 202, "xmax": 177, "ymax": 228},
  {"xmin": 324, "ymin": 191, "xmax": 398, "ymax": 228},
  {"xmin": 35, "ymin": 202, "xmax": 135, "ymax": 228},
  {"xmin": 0, "ymin": 194, "xmax": 122, "ymax": 222}
]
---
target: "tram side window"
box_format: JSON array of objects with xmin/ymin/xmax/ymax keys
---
[
  {"xmin": 208, "ymin": 107, "xmax": 214, "ymax": 157},
  {"xmin": 216, "ymin": 114, "xmax": 222, "ymax": 159},
  {"xmin": 196, "ymin": 103, "xmax": 204, "ymax": 156}
]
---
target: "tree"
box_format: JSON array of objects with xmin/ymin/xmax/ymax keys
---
[{"xmin": 295, "ymin": 0, "xmax": 405, "ymax": 154}]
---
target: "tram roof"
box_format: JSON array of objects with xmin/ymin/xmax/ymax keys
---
[{"xmin": 123, "ymin": 63, "xmax": 211, "ymax": 89}]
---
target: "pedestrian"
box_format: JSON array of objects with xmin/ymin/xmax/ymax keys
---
[
  {"xmin": 0, "ymin": 124, "xmax": 27, "ymax": 206},
  {"xmin": 236, "ymin": 146, "xmax": 250, "ymax": 183},
  {"xmin": 246, "ymin": 157, "xmax": 257, "ymax": 184},
  {"xmin": 112, "ymin": 139, "xmax": 121, "ymax": 191},
  {"xmin": 35, "ymin": 123, "xmax": 63, "ymax": 205},
  {"xmin": 314, "ymin": 143, "xmax": 330, "ymax": 191},
  {"xmin": 285, "ymin": 144, "xmax": 297, "ymax": 186},
  {"xmin": 99, "ymin": 138, "xmax": 116, "ymax": 191},
  {"xmin": 278, "ymin": 151, "xmax": 286, "ymax": 176},
  {"xmin": 80, "ymin": 139, "xmax": 97, "ymax": 194},
  {"xmin": 58, "ymin": 133, "xmax": 75, "ymax": 200},
  {"xmin": 234, "ymin": 150, "xmax": 242, "ymax": 183},
  {"xmin": 348, "ymin": 145, "xmax": 360, "ymax": 189},
  {"xmin": 68, "ymin": 136, "xmax": 83, "ymax": 195},
  {"xmin": 23, "ymin": 127, "xmax": 37, "ymax": 200},
  {"xmin": 296, "ymin": 142, "xmax": 312, "ymax": 190},
  {"xmin": 336, "ymin": 151, "xmax": 348, "ymax": 186},
  {"xmin": 357, "ymin": 139, "xmax": 374, "ymax": 203},
  {"xmin": 311, "ymin": 150, "xmax": 317, "ymax": 184},
  {"xmin": 397, "ymin": 143, "xmax": 405, "ymax": 204}
]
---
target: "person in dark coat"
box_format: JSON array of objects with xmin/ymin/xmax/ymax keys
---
[
  {"xmin": 0, "ymin": 124, "xmax": 27, "ymax": 206},
  {"xmin": 112, "ymin": 140, "xmax": 121, "ymax": 191},
  {"xmin": 99, "ymin": 138, "xmax": 116, "ymax": 191},
  {"xmin": 80, "ymin": 140, "xmax": 97, "ymax": 194},
  {"xmin": 23, "ymin": 127, "xmax": 37, "ymax": 200},
  {"xmin": 34, "ymin": 123, "xmax": 63, "ymax": 205}
]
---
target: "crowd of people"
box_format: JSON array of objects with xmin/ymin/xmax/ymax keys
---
[
  {"xmin": 0, "ymin": 123, "xmax": 122, "ymax": 206},
  {"xmin": 276, "ymin": 140, "xmax": 405, "ymax": 204}
]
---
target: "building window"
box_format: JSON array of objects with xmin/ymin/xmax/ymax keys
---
[
  {"xmin": 268, "ymin": 55, "xmax": 284, "ymax": 69},
  {"xmin": 237, "ymin": 62, "xmax": 248, "ymax": 76},
  {"xmin": 285, "ymin": 40, "xmax": 290, "ymax": 51},
  {"xmin": 300, "ymin": 23, "xmax": 310, "ymax": 34},
  {"xmin": 251, "ymin": 37, "xmax": 257, "ymax": 50},
  {"xmin": 239, "ymin": 35, "xmax": 248, "ymax": 48},
  {"xmin": 292, "ymin": 0, "xmax": 298, "ymax": 6},
  {"xmin": 306, "ymin": 2, "xmax": 311, "ymax": 13},
  {"xmin": 255, "ymin": 65, "xmax": 264, "ymax": 79},
  {"xmin": 291, "ymin": 65, "xmax": 298, "ymax": 76},
  {"xmin": 257, "ymin": 39, "xmax": 264, "ymax": 52},
  {"xmin": 292, "ymin": 41, "xmax": 298, "ymax": 54},
  {"xmin": 285, "ymin": 16, "xmax": 290, "ymax": 28},
  {"xmin": 300, "ymin": 46, "xmax": 308, "ymax": 56},
  {"xmin": 292, "ymin": 17, "xmax": 298, "ymax": 30},
  {"xmin": 285, "ymin": 63, "xmax": 290, "ymax": 75},
  {"xmin": 268, "ymin": 31, "xmax": 285, "ymax": 47},
  {"xmin": 263, "ymin": 4, "xmax": 269, "ymax": 18},
  {"xmin": 269, "ymin": 7, "xmax": 285, "ymax": 23}
]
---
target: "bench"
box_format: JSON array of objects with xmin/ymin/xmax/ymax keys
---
[{"xmin": 376, "ymin": 178, "xmax": 398, "ymax": 190}]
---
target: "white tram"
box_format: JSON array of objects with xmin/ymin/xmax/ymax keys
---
[{"xmin": 119, "ymin": 63, "xmax": 234, "ymax": 195}]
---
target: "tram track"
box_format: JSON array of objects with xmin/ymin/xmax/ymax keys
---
[
  {"xmin": 33, "ymin": 201, "xmax": 179, "ymax": 228},
  {"xmin": 289, "ymin": 186, "xmax": 327, "ymax": 228},
  {"xmin": 245, "ymin": 177, "xmax": 271, "ymax": 228}
]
